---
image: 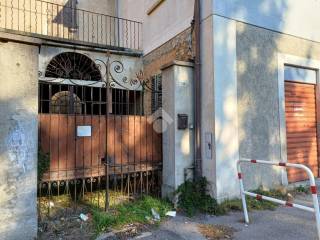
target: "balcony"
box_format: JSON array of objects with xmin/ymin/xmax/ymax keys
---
[{"xmin": 0, "ymin": 0, "xmax": 142, "ymax": 51}]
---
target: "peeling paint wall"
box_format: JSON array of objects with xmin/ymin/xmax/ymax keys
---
[{"xmin": 0, "ymin": 41, "xmax": 38, "ymax": 240}]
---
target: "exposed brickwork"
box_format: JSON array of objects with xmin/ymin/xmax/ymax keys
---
[
  {"xmin": 143, "ymin": 27, "xmax": 195, "ymax": 115},
  {"xmin": 143, "ymin": 27, "xmax": 195, "ymax": 79}
]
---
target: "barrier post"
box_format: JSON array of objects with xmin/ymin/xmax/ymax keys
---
[{"xmin": 237, "ymin": 159, "xmax": 320, "ymax": 239}]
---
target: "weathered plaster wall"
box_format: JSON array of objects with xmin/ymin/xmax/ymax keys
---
[
  {"xmin": 0, "ymin": 41, "xmax": 39, "ymax": 239},
  {"xmin": 161, "ymin": 61, "xmax": 194, "ymax": 198},
  {"xmin": 236, "ymin": 22, "xmax": 320, "ymax": 190}
]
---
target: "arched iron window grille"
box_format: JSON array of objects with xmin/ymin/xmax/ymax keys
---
[{"xmin": 45, "ymin": 52, "xmax": 102, "ymax": 81}]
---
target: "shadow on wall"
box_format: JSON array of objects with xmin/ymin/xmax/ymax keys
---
[
  {"xmin": 230, "ymin": 0, "xmax": 318, "ymax": 190},
  {"xmin": 0, "ymin": 96, "xmax": 38, "ymax": 239},
  {"xmin": 53, "ymin": 0, "xmax": 78, "ymax": 29}
]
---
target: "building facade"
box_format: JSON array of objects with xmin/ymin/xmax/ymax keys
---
[
  {"xmin": 1, "ymin": 0, "xmax": 320, "ymax": 238},
  {"xmin": 129, "ymin": 0, "xmax": 320, "ymax": 202}
]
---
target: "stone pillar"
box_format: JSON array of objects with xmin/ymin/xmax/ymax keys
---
[
  {"xmin": 0, "ymin": 41, "xmax": 39, "ymax": 239},
  {"xmin": 161, "ymin": 61, "xmax": 194, "ymax": 198}
]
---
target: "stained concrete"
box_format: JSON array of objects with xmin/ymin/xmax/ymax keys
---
[{"xmin": 0, "ymin": 41, "xmax": 39, "ymax": 239}]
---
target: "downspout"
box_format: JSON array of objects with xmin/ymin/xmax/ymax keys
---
[{"xmin": 193, "ymin": 0, "xmax": 202, "ymax": 179}]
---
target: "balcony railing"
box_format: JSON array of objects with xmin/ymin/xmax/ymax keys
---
[{"xmin": 0, "ymin": 0, "xmax": 142, "ymax": 51}]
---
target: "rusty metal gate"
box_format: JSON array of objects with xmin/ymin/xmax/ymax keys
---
[{"xmin": 38, "ymin": 52, "xmax": 163, "ymax": 211}]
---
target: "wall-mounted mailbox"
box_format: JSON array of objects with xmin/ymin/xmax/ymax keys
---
[
  {"xmin": 77, "ymin": 126, "xmax": 92, "ymax": 137},
  {"xmin": 177, "ymin": 114, "xmax": 188, "ymax": 130}
]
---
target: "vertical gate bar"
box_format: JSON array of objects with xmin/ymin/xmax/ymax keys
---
[
  {"xmin": 90, "ymin": 86, "xmax": 93, "ymax": 201},
  {"xmin": 113, "ymin": 88, "xmax": 117, "ymax": 196},
  {"xmin": 73, "ymin": 85, "xmax": 77, "ymax": 206},
  {"xmin": 97, "ymin": 84, "xmax": 101, "ymax": 208},
  {"xmin": 120, "ymin": 89, "xmax": 124, "ymax": 194},
  {"xmin": 82, "ymin": 85, "xmax": 85, "ymax": 201},
  {"xmin": 57, "ymin": 84, "xmax": 61, "ymax": 184},
  {"xmin": 105, "ymin": 57, "xmax": 110, "ymax": 211},
  {"xmin": 65, "ymin": 84, "xmax": 71, "ymax": 195},
  {"xmin": 48, "ymin": 83, "xmax": 52, "ymax": 212}
]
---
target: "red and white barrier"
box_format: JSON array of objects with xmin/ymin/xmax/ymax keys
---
[{"xmin": 237, "ymin": 159, "xmax": 320, "ymax": 239}]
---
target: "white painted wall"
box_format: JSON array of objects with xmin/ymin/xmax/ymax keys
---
[
  {"xmin": 213, "ymin": 15, "xmax": 239, "ymax": 200},
  {"xmin": 214, "ymin": 0, "xmax": 320, "ymax": 43},
  {"xmin": 118, "ymin": 0, "xmax": 194, "ymax": 54}
]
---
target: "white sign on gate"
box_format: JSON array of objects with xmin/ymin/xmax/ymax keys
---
[{"xmin": 77, "ymin": 126, "xmax": 92, "ymax": 137}]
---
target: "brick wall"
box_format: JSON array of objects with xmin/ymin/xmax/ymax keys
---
[
  {"xmin": 143, "ymin": 27, "xmax": 195, "ymax": 115},
  {"xmin": 143, "ymin": 27, "xmax": 195, "ymax": 79}
]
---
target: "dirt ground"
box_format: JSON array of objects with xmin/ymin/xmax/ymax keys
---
[{"xmin": 38, "ymin": 190, "xmax": 318, "ymax": 240}]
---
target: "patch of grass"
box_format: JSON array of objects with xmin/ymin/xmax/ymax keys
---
[
  {"xmin": 176, "ymin": 178, "xmax": 288, "ymax": 216},
  {"xmin": 91, "ymin": 195, "xmax": 172, "ymax": 233},
  {"xmin": 217, "ymin": 188, "xmax": 287, "ymax": 215},
  {"xmin": 176, "ymin": 177, "xmax": 219, "ymax": 217}
]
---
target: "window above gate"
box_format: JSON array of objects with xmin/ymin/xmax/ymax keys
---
[{"xmin": 45, "ymin": 52, "xmax": 102, "ymax": 81}]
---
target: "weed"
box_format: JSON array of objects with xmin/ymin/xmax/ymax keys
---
[
  {"xmin": 176, "ymin": 178, "xmax": 287, "ymax": 216},
  {"xmin": 91, "ymin": 195, "xmax": 172, "ymax": 233},
  {"xmin": 217, "ymin": 187, "xmax": 287, "ymax": 214},
  {"xmin": 176, "ymin": 177, "xmax": 219, "ymax": 216},
  {"xmin": 294, "ymin": 185, "xmax": 310, "ymax": 194}
]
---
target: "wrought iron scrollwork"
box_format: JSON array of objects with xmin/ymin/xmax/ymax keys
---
[{"xmin": 40, "ymin": 51, "xmax": 160, "ymax": 93}]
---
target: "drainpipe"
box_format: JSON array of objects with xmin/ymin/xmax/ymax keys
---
[{"xmin": 193, "ymin": 0, "xmax": 202, "ymax": 179}]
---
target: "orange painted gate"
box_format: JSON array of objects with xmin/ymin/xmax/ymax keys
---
[
  {"xmin": 38, "ymin": 53, "xmax": 163, "ymax": 208},
  {"xmin": 285, "ymin": 81, "xmax": 319, "ymax": 182}
]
